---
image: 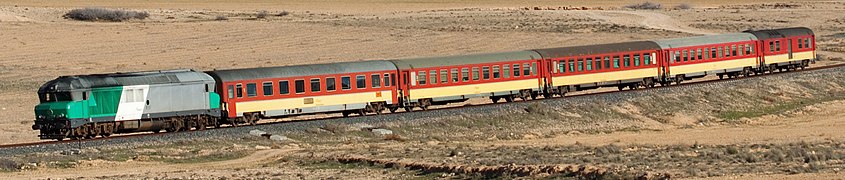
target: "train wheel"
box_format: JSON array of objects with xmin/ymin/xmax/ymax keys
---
[
  {"xmin": 718, "ymin": 74, "xmax": 724, "ymax": 79},
  {"xmin": 617, "ymin": 86, "xmax": 624, "ymax": 91},
  {"xmin": 358, "ymin": 109, "xmax": 368, "ymax": 116},
  {"xmin": 491, "ymin": 97, "xmax": 500, "ymax": 103},
  {"xmin": 342, "ymin": 111, "xmax": 350, "ymax": 117},
  {"xmin": 389, "ymin": 106, "xmax": 399, "ymax": 113},
  {"xmin": 404, "ymin": 106, "xmax": 414, "ymax": 112}
]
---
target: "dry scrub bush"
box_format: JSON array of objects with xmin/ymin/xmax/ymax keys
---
[
  {"xmin": 256, "ymin": 11, "xmax": 268, "ymax": 19},
  {"xmin": 278, "ymin": 11, "xmax": 290, "ymax": 16},
  {"xmin": 64, "ymin": 8, "xmax": 149, "ymax": 22},
  {"xmin": 625, "ymin": 2, "xmax": 662, "ymax": 10},
  {"xmin": 215, "ymin": 15, "xmax": 228, "ymax": 21}
]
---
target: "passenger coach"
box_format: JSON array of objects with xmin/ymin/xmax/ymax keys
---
[
  {"xmin": 207, "ymin": 61, "xmax": 398, "ymax": 125},
  {"xmin": 389, "ymin": 51, "xmax": 544, "ymax": 109},
  {"xmin": 746, "ymin": 27, "xmax": 815, "ymax": 72},
  {"xmin": 654, "ymin": 33, "xmax": 759, "ymax": 83},
  {"xmin": 534, "ymin": 41, "xmax": 662, "ymax": 96}
]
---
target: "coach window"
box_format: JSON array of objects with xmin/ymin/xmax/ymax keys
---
[
  {"xmin": 613, "ymin": 56, "xmax": 620, "ymax": 68},
  {"xmin": 567, "ymin": 60, "xmax": 574, "ymax": 72},
  {"xmin": 262, "ymin": 82, "xmax": 273, "ymax": 96},
  {"xmin": 341, "ymin": 76, "xmax": 351, "ymax": 90},
  {"xmin": 326, "ymin": 77, "xmax": 336, "ymax": 91},
  {"xmin": 696, "ymin": 49, "xmax": 703, "ymax": 60},
  {"xmin": 738, "ymin": 45, "xmax": 744, "ymax": 56},
  {"xmin": 440, "ymin": 70, "xmax": 448, "ymax": 83},
  {"xmin": 246, "ymin": 83, "xmax": 257, "ymax": 97},
  {"xmin": 586, "ymin": 58, "xmax": 593, "ymax": 71},
  {"xmin": 557, "ymin": 60, "xmax": 565, "ymax": 73},
  {"xmin": 309, "ymin": 78, "xmax": 321, "ymax": 93},
  {"xmin": 452, "ymin": 68, "xmax": 460, "ymax": 82},
  {"xmin": 384, "ymin": 73, "xmax": 391, "ymax": 87},
  {"xmin": 531, "ymin": 62, "xmax": 537, "ymax": 75},
  {"xmin": 673, "ymin": 51, "xmax": 680, "ymax": 62},
  {"xmin": 503, "ymin": 65, "xmax": 511, "ymax": 78},
  {"xmin": 279, "ymin": 81, "xmax": 289, "ymax": 94},
  {"xmin": 577, "ymin": 58, "xmax": 583, "ymax": 72},
  {"xmin": 227, "ymin": 85, "xmax": 235, "ymax": 99},
  {"xmin": 683, "ymin": 50, "xmax": 690, "ymax": 62},
  {"xmin": 236, "ymin": 84, "xmax": 243, "ymax": 98},
  {"xmin": 805, "ymin": 38, "xmax": 811, "ymax": 49},
  {"xmin": 633, "ymin": 55, "xmax": 640, "ymax": 66},
  {"xmin": 482, "ymin": 66, "xmax": 490, "ymax": 80},
  {"xmin": 717, "ymin": 47, "xmax": 723, "ymax": 58},
  {"xmin": 708, "ymin": 48, "xmax": 715, "ymax": 59},
  {"xmin": 768, "ymin": 41, "xmax": 775, "ymax": 52},
  {"xmin": 775, "ymin": 41, "xmax": 781, "ymax": 51},
  {"xmin": 624, "ymin": 55, "xmax": 632, "ymax": 67},
  {"xmin": 472, "ymin": 67, "xmax": 480, "ymax": 80},
  {"xmin": 372, "ymin": 74, "xmax": 381, "ymax": 88},
  {"xmin": 604, "ymin": 56, "xmax": 611, "ymax": 69},
  {"xmin": 417, "ymin": 71, "xmax": 427, "ymax": 85},
  {"xmin": 493, "ymin": 66, "xmax": 500, "ymax": 79},
  {"xmin": 798, "ymin": 39, "xmax": 803, "ymax": 48},
  {"xmin": 644, "ymin": 53, "xmax": 652, "ymax": 64},
  {"xmin": 731, "ymin": 45, "xmax": 737, "ymax": 56},
  {"xmin": 356, "ymin": 75, "xmax": 366, "ymax": 89},
  {"xmin": 294, "ymin": 80, "xmax": 305, "ymax": 94},
  {"xmin": 524, "ymin": 63, "xmax": 532, "ymax": 76},
  {"xmin": 595, "ymin": 57, "xmax": 602, "ymax": 70},
  {"xmin": 513, "ymin": 64, "xmax": 521, "ymax": 77},
  {"xmin": 462, "ymin": 68, "xmax": 470, "ymax": 81}
]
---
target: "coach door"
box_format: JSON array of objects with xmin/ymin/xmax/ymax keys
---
[{"xmin": 788, "ymin": 39, "xmax": 793, "ymax": 59}]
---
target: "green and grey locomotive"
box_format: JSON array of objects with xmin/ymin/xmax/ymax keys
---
[{"xmin": 33, "ymin": 69, "xmax": 221, "ymax": 140}]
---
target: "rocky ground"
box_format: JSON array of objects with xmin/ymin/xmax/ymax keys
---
[{"xmin": 1, "ymin": 0, "xmax": 845, "ymax": 179}]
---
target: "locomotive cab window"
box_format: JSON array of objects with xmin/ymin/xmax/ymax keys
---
[
  {"xmin": 356, "ymin": 75, "xmax": 366, "ymax": 89},
  {"xmin": 236, "ymin": 84, "xmax": 243, "ymax": 98},
  {"xmin": 341, "ymin": 76, "xmax": 351, "ymax": 90},
  {"xmin": 372, "ymin": 74, "xmax": 381, "ymax": 88},
  {"xmin": 246, "ymin": 83, "xmax": 257, "ymax": 97},
  {"xmin": 262, "ymin": 82, "xmax": 273, "ymax": 96},
  {"xmin": 326, "ymin": 77, "xmax": 336, "ymax": 91},
  {"xmin": 227, "ymin": 85, "xmax": 235, "ymax": 98},
  {"xmin": 278, "ymin": 81, "xmax": 289, "ymax": 94},
  {"xmin": 294, "ymin": 80, "xmax": 305, "ymax": 94}
]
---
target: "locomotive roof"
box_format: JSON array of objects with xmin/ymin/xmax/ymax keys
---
[
  {"xmin": 533, "ymin": 41, "xmax": 660, "ymax": 59},
  {"xmin": 388, "ymin": 51, "xmax": 542, "ymax": 69},
  {"xmin": 744, "ymin": 27, "xmax": 814, "ymax": 40},
  {"xmin": 38, "ymin": 69, "xmax": 213, "ymax": 93},
  {"xmin": 207, "ymin": 60, "xmax": 397, "ymax": 82},
  {"xmin": 652, "ymin": 33, "xmax": 758, "ymax": 49}
]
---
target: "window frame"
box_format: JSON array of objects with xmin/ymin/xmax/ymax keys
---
[
  {"xmin": 341, "ymin": 76, "xmax": 351, "ymax": 90},
  {"xmin": 278, "ymin": 80, "xmax": 290, "ymax": 95},
  {"xmin": 246, "ymin": 83, "xmax": 257, "ymax": 97},
  {"xmin": 372, "ymin": 74, "xmax": 382, "ymax": 88},
  {"xmin": 309, "ymin": 78, "xmax": 321, "ymax": 93},
  {"xmin": 262, "ymin": 81, "xmax": 273, "ymax": 96},
  {"xmin": 326, "ymin": 77, "xmax": 336, "ymax": 91},
  {"xmin": 356, "ymin": 75, "xmax": 366, "ymax": 89}
]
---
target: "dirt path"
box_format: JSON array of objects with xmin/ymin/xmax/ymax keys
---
[
  {"xmin": 3, "ymin": 148, "xmax": 299, "ymax": 180},
  {"xmin": 476, "ymin": 100, "xmax": 845, "ymax": 147},
  {"xmin": 583, "ymin": 10, "xmax": 717, "ymax": 35}
]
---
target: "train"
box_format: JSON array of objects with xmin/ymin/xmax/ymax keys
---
[{"xmin": 32, "ymin": 27, "xmax": 816, "ymax": 140}]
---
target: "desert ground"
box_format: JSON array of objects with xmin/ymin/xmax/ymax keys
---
[{"xmin": 1, "ymin": 0, "xmax": 845, "ymax": 179}]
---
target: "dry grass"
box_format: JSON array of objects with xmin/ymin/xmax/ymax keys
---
[{"xmin": 624, "ymin": 2, "xmax": 662, "ymax": 9}]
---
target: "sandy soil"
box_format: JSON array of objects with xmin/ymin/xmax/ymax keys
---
[{"xmin": 2, "ymin": 0, "xmax": 845, "ymax": 179}]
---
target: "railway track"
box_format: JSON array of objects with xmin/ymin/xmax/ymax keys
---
[{"xmin": 2, "ymin": 63, "xmax": 844, "ymax": 150}]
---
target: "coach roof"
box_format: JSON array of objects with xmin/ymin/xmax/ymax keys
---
[
  {"xmin": 745, "ymin": 27, "xmax": 814, "ymax": 40},
  {"xmin": 652, "ymin": 33, "xmax": 758, "ymax": 49},
  {"xmin": 533, "ymin": 41, "xmax": 661, "ymax": 59},
  {"xmin": 208, "ymin": 60, "xmax": 397, "ymax": 82},
  {"xmin": 389, "ymin": 51, "xmax": 542, "ymax": 69}
]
